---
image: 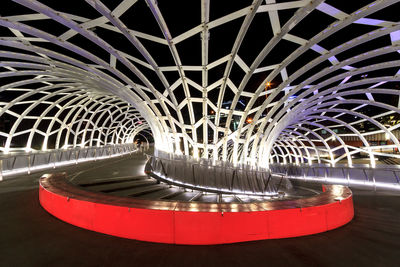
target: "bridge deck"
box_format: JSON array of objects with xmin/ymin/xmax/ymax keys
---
[{"xmin": 0, "ymin": 153, "xmax": 399, "ymax": 265}]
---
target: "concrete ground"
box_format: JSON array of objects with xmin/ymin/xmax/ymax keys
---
[{"xmin": 0, "ymin": 152, "xmax": 399, "ymax": 267}]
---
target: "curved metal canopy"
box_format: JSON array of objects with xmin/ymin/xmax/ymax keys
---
[{"xmin": 0, "ymin": 0, "xmax": 399, "ymax": 168}]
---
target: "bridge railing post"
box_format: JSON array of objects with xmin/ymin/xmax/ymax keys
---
[
  {"xmin": 27, "ymin": 154, "xmax": 31, "ymax": 175},
  {"xmin": 0, "ymin": 159, "xmax": 3, "ymax": 181},
  {"xmin": 53, "ymin": 152, "xmax": 57, "ymax": 169}
]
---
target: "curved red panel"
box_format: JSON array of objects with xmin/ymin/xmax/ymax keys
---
[{"xmin": 39, "ymin": 174, "xmax": 354, "ymax": 245}]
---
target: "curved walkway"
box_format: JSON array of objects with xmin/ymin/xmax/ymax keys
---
[{"xmin": 0, "ymin": 153, "xmax": 399, "ymax": 266}]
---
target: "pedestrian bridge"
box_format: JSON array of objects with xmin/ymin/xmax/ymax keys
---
[
  {"xmin": 0, "ymin": 0, "xmax": 399, "ymax": 186},
  {"xmin": 0, "ymin": 0, "xmax": 400, "ymax": 259}
]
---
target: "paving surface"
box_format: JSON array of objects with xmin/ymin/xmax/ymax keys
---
[{"xmin": 1, "ymin": 152, "xmax": 400, "ymax": 267}]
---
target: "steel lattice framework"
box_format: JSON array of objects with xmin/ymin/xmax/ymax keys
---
[
  {"xmin": 0, "ymin": 0, "xmax": 400, "ymax": 169},
  {"xmin": 0, "ymin": 56, "xmax": 150, "ymax": 153}
]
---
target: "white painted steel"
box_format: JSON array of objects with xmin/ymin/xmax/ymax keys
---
[{"xmin": 0, "ymin": 0, "xmax": 399, "ymax": 172}]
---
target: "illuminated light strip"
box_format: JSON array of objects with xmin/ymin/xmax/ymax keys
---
[
  {"xmin": 153, "ymin": 171, "xmax": 278, "ymax": 197},
  {"xmin": 1, "ymin": 149, "xmax": 137, "ymax": 178},
  {"xmin": 286, "ymin": 175, "xmax": 400, "ymax": 191}
]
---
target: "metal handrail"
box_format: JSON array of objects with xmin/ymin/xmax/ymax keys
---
[
  {"xmin": 145, "ymin": 154, "xmax": 288, "ymax": 196},
  {"xmin": 0, "ymin": 143, "xmax": 137, "ymax": 180},
  {"xmin": 269, "ymin": 164, "xmax": 400, "ymax": 190}
]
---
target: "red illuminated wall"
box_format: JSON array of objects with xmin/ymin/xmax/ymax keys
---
[{"xmin": 39, "ymin": 175, "xmax": 354, "ymax": 245}]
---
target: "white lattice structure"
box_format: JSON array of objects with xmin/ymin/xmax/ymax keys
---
[
  {"xmin": 0, "ymin": 60, "xmax": 150, "ymax": 153},
  {"xmin": 0, "ymin": 0, "xmax": 400, "ymax": 169}
]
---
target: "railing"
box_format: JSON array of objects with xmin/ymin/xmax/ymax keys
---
[
  {"xmin": 0, "ymin": 143, "xmax": 137, "ymax": 180},
  {"xmin": 148, "ymin": 151, "xmax": 400, "ymax": 192},
  {"xmin": 269, "ymin": 163, "xmax": 400, "ymax": 190},
  {"xmin": 145, "ymin": 154, "xmax": 292, "ymax": 196}
]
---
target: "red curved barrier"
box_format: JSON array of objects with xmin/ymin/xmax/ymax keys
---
[{"xmin": 39, "ymin": 173, "xmax": 354, "ymax": 244}]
